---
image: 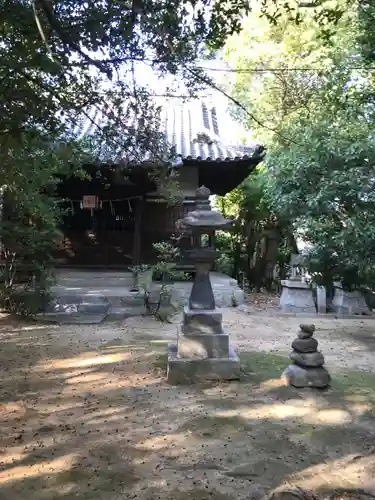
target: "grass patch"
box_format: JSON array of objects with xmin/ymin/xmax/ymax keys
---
[
  {"xmin": 240, "ymin": 351, "xmax": 288, "ymax": 383},
  {"xmin": 151, "ymin": 347, "xmax": 375, "ymax": 406},
  {"xmin": 332, "ymin": 370, "xmax": 375, "ymax": 399},
  {"xmin": 240, "ymin": 351, "xmax": 375, "ymax": 397},
  {"xmin": 151, "ymin": 349, "xmax": 290, "ymax": 387}
]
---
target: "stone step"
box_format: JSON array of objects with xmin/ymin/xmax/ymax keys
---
[
  {"xmin": 106, "ymin": 306, "xmax": 147, "ymax": 319},
  {"xmin": 35, "ymin": 311, "xmax": 108, "ymax": 324},
  {"xmin": 47, "ymin": 294, "xmax": 111, "ymax": 314},
  {"xmin": 109, "ymin": 293, "xmax": 146, "ymax": 308}
]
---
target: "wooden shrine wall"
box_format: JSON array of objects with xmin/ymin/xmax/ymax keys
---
[
  {"xmin": 56, "ymin": 198, "xmax": 196, "ymax": 267},
  {"xmin": 56, "ymin": 197, "xmax": 137, "ymax": 267}
]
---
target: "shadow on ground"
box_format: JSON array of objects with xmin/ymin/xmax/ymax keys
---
[{"xmin": 0, "ymin": 315, "xmax": 375, "ymax": 499}]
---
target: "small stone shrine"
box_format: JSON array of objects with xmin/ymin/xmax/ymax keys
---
[
  {"xmin": 279, "ymin": 254, "xmax": 316, "ymax": 314},
  {"xmin": 167, "ymin": 186, "xmax": 241, "ymax": 384},
  {"xmin": 282, "ymin": 324, "xmax": 331, "ymax": 388}
]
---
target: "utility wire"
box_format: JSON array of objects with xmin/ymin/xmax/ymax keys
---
[
  {"xmin": 72, "ymin": 56, "xmax": 375, "ymax": 74},
  {"xmin": 199, "ymin": 65, "xmax": 375, "ymax": 73}
]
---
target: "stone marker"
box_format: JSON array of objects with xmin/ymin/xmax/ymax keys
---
[
  {"xmin": 279, "ymin": 254, "xmax": 316, "ymax": 314},
  {"xmin": 167, "ymin": 186, "xmax": 240, "ymax": 384},
  {"xmin": 282, "ymin": 324, "xmax": 330, "ymax": 389}
]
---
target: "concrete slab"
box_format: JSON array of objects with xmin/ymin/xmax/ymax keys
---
[
  {"xmin": 38, "ymin": 290, "xmax": 111, "ymax": 324},
  {"xmin": 35, "ymin": 312, "xmax": 108, "ymax": 324},
  {"xmin": 51, "ymin": 270, "xmax": 244, "ymax": 309},
  {"xmin": 36, "ymin": 269, "xmax": 244, "ymax": 323}
]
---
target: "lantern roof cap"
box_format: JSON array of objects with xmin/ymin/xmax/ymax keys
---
[{"xmin": 180, "ymin": 186, "xmax": 233, "ymax": 230}]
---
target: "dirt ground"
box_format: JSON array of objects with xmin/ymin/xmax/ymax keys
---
[{"xmin": 1, "ymin": 303, "xmax": 375, "ymax": 500}]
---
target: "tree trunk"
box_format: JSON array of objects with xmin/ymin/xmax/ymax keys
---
[
  {"xmin": 231, "ymin": 237, "xmax": 242, "ymax": 282},
  {"xmin": 263, "ymin": 227, "xmax": 282, "ymax": 291},
  {"xmin": 245, "ymin": 228, "xmax": 258, "ymax": 288}
]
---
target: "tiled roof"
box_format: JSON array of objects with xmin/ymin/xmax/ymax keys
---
[
  {"xmin": 160, "ymin": 100, "xmax": 260, "ymax": 162},
  {"xmin": 69, "ymin": 99, "xmax": 263, "ymax": 163}
]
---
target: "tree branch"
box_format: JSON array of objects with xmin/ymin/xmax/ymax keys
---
[{"xmin": 37, "ymin": 0, "xmax": 113, "ymax": 78}]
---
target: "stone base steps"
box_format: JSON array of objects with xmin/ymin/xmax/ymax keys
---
[{"xmin": 167, "ymin": 343, "xmax": 240, "ymax": 384}]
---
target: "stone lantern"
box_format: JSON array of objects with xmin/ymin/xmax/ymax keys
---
[{"xmin": 167, "ymin": 186, "xmax": 241, "ymax": 384}]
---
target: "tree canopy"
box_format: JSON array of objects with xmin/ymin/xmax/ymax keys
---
[
  {"xmin": 219, "ymin": 0, "xmax": 375, "ymax": 289},
  {"xmin": 0, "ymin": 0, "xmax": 254, "ymax": 312}
]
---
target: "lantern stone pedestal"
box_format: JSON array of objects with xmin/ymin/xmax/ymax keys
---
[
  {"xmin": 167, "ymin": 186, "xmax": 240, "ymax": 384},
  {"xmin": 167, "ymin": 284, "xmax": 241, "ymax": 384},
  {"xmin": 280, "ymin": 279, "xmax": 316, "ymax": 314},
  {"xmin": 279, "ymin": 254, "xmax": 315, "ymax": 314}
]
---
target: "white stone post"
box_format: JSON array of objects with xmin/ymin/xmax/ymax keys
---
[{"xmin": 316, "ymin": 285, "xmax": 327, "ymax": 314}]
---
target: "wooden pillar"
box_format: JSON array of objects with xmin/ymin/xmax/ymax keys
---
[{"xmin": 132, "ymin": 196, "xmax": 144, "ymax": 266}]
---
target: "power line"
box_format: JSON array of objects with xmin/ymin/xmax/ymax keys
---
[
  {"xmin": 72, "ymin": 54, "xmax": 375, "ymax": 74},
  {"xmin": 199, "ymin": 65, "xmax": 375, "ymax": 73}
]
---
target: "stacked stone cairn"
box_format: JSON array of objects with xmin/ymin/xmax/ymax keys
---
[{"xmin": 282, "ymin": 324, "xmax": 331, "ymax": 389}]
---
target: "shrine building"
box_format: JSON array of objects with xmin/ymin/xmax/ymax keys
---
[{"xmin": 55, "ymin": 98, "xmax": 265, "ymax": 268}]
